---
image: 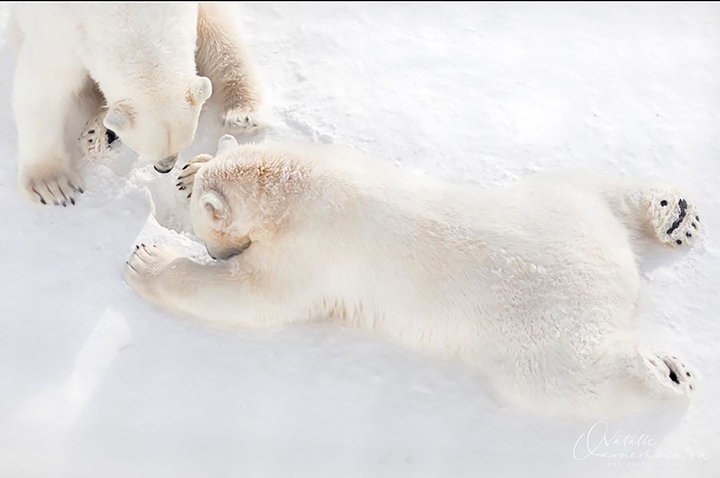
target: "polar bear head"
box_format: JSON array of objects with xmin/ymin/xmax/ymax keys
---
[
  {"xmin": 191, "ymin": 189, "xmax": 253, "ymax": 261},
  {"xmin": 103, "ymin": 76, "xmax": 213, "ymax": 173},
  {"xmin": 189, "ymin": 135, "xmax": 253, "ymax": 260},
  {"xmin": 188, "ymin": 135, "xmax": 309, "ymax": 261}
]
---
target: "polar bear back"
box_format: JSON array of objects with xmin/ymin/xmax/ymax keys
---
[{"xmin": 203, "ymin": 144, "xmax": 642, "ymax": 369}]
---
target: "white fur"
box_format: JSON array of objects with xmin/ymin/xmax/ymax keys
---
[
  {"xmin": 9, "ymin": 3, "xmax": 263, "ymax": 205},
  {"xmin": 126, "ymin": 138, "xmax": 701, "ymax": 416}
]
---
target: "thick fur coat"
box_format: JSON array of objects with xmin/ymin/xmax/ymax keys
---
[{"xmin": 126, "ymin": 136, "xmax": 700, "ymax": 416}]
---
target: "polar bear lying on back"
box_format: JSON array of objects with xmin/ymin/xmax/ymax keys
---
[
  {"xmin": 9, "ymin": 3, "xmax": 263, "ymax": 206},
  {"xmin": 125, "ymin": 135, "xmax": 701, "ymax": 416}
]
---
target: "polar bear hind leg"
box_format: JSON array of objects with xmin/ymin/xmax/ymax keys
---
[
  {"xmin": 638, "ymin": 187, "xmax": 703, "ymax": 248},
  {"xmin": 545, "ymin": 174, "xmax": 704, "ymax": 249},
  {"xmin": 596, "ymin": 178, "xmax": 705, "ymax": 249},
  {"xmin": 600, "ymin": 343, "xmax": 694, "ymax": 406}
]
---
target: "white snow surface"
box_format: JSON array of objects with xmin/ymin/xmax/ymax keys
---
[{"xmin": 1, "ymin": 3, "xmax": 719, "ymax": 477}]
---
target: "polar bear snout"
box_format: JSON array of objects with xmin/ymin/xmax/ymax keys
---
[
  {"xmin": 154, "ymin": 154, "xmax": 179, "ymax": 174},
  {"xmin": 205, "ymin": 239, "xmax": 251, "ymax": 261}
]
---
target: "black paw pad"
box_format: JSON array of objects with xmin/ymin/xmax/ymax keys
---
[{"xmin": 106, "ymin": 129, "xmax": 118, "ymax": 144}]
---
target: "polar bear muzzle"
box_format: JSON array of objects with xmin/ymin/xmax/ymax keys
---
[
  {"xmin": 154, "ymin": 154, "xmax": 179, "ymax": 174},
  {"xmin": 206, "ymin": 238, "xmax": 251, "ymax": 261}
]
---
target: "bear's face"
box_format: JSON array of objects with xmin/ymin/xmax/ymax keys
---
[
  {"xmin": 190, "ymin": 182, "xmax": 253, "ymax": 261},
  {"xmin": 103, "ymin": 76, "xmax": 213, "ymax": 173},
  {"xmin": 191, "ymin": 191, "xmax": 253, "ymax": 260}
]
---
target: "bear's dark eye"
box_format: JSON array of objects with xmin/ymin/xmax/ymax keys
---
[
  {"xmin": 660, "ymin": 200, "xmax": 668, "ymax": 207},
  {"xmin": 686, "ymin": 232, "xmax": 692, "ymax": 238},
  {"xmin": 676, "ymin": 240, "xmax": 682, "ymax": 245},
  {"xmin": 696, "ymin": 216, "xmax": 700, "ymax": 222},
  {"xmin": 106, "ymin": 129, "xmax": 118, "ymax": 144},
  {"xmin": 88, "ymin": 129, "xmax": 95, "ymax": 134}
]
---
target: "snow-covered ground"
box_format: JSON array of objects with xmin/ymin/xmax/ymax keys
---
[{"xmin": 1, "ymin": 3, "xmax": 719, "ymax": 477}]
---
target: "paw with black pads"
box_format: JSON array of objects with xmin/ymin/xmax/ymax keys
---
[
  {"xmin": 646, "ymin": 189, "xmax": 703, "ymax": 248},
  {"xmin": 79, "ymin": 112, "xmax": 121, "ymax": 161}
]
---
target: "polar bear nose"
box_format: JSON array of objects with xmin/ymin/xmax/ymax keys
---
[{"xmin": 154, "ymin": 154, "xmax": 179, "ymax": 174}]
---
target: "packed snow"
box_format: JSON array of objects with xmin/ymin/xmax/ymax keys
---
[{"xmin": 1, "ymin": 3, "xmax": 718, "ymax": 477}]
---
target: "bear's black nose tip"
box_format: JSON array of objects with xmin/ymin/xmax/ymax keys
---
[
  {"xmin": 154, "ymin": 154, "xmax": 179, "ymax": 174},
  {"xmin": 154, "ymin": 164, "xmax": 174, "ymax": 174}
]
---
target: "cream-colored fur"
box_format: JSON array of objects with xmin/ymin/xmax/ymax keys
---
[
  {"xmin": 9, "ymin": 3, "xmax": 263, "ymax": 206},
  {"xmin": 126, "ymin": 135, "xmax": 701, "ymax": 417}
]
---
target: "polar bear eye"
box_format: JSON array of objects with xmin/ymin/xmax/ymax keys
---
[{"xmin": 660, "ymin": 200, "xmax": 668, "ymax": 207}]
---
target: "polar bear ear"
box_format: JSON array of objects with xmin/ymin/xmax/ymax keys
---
[
  {"xmin": 216, "ymin": 134, "xmax": 238, "ymax": 155},
  {"xmin": 103, "ymin": 102, "xmax": 134, "ymax": 132},
  {"xmin": 189, "ymin": 76, "xmax": 213, "ymax": 105},
  {"xmin": 200, "ymin": 190, "xmax": 228, "ymax": 224}
]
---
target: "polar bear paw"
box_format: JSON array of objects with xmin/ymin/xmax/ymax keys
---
[
  {"xmin": 124, "ymin": 244, "xmax": 180, "ymax": 300},
  {"xmin": 176, "ymin": 154, "xmax": 213, "ymax": 198},
  {"xmin": 222, "ymin": 106, "xmax": 263, "ymax": 132},
  {"xmin": 79, "ymin": 113, "xmax": 120, "ymax": 161},
  {"xmin": 641, "ymin": 351, "xmax": 694, "ymax": 397},
  {"xmin": 646, "ymin": 189, "xmax": 703, "ymax": 248},
  {"xmin": 18, "ymin": 161, "xmax": 84, "ymax": 206}
]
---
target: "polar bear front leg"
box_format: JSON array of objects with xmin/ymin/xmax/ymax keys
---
[
  {"xmin": 125, "ymin": 244, "xmax": 296, "ymax": 328},
  {"xmin": 196, "ymin": 3, "xmax": 265, "ymax": 132},
  {"xmin": 13, "ymin": 44, "xmax": 86, "ymax": 206}
]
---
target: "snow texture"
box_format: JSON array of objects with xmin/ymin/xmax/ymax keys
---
[{"xmin": 1, "ymin": 3, "xmax": 719, "ymax": 477}]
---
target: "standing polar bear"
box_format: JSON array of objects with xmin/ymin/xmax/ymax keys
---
[
  {"xmin": 126, "ymin": 136, "xmax": 701, "ymax": 416},
  {"xmin": 9, "ymin": 3, "xmax": 263, "ymax": 206}
]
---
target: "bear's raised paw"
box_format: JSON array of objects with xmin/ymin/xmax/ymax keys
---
[
  {"xmin": 79, "ymin": 113, "xmax": 120, "ymax": 161},
  {"xmin": 176, "ymin": 154, "xmax": 213, "ymax": 198}
]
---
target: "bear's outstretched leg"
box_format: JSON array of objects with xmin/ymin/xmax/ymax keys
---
[
  {"xmin": 600, "ymin": 343, "xmax": 694, "ymax": 403},
  {"xmin": 196, "ymin": 3, "xmax": 264, "ymax": 132},
  {"xmin": 621, "ymin": 185, "xmax": 703, "ymax": 249},
  {"xmin": 569, "ymin": 174, "xmax": 705, "ymax": 249},
  {"xmin": 13, "ymin": 44, "xmax": 86, "ymax": 205},
  {"xmin": 124, "ymin": 244, "xmax": 301, "ymax": 328}
]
